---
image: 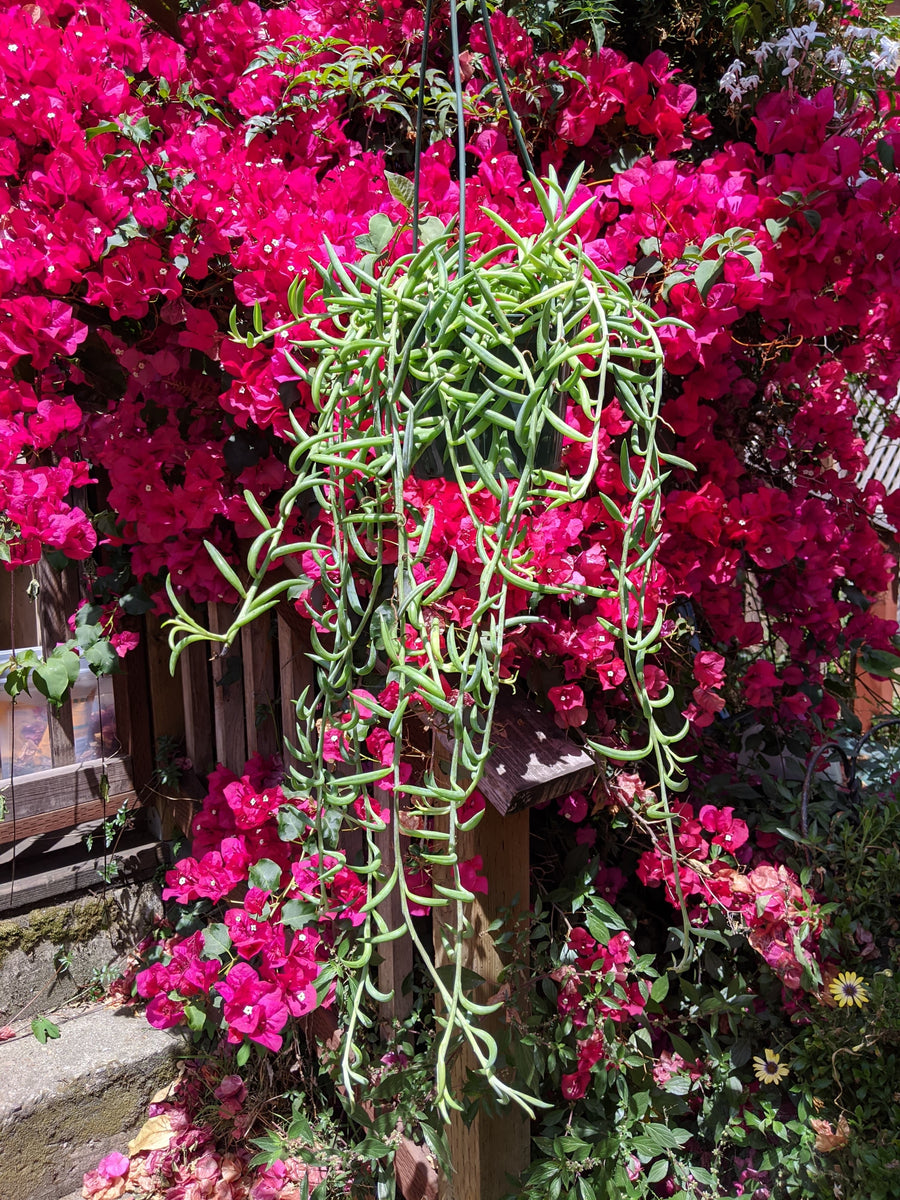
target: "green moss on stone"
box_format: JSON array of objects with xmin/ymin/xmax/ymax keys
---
[
  {"xmin": 0, "ymin": 893, "xmax": 113, "ymax": 966},
  {"xmin": 0, "ymin": 1059, "xmax": 174, "ymax": 1199}
]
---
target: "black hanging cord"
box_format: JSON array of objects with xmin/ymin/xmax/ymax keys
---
[
  {"xmin": 448, "ymin": 0, "xmax": 467, "ymax": 277},
  {"xmin": 478, "ymin": 0, "xmax": 535, "ymax": 179},
  {"xmin": 412, "ymin": 0, "xmax": 435, "ymax": 250}
]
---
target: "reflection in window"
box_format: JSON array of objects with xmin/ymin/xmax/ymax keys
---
[{"xmin": 0, "ymin": 567, "xmax": 117, "ymax": 779}]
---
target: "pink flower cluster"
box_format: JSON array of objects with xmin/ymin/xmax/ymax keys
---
[
  {"xmin": 555, "ymin": 921, "xmax": 652, "ymax": 1101},
  {"xmin": 136, "ymin": 756, "xmax": 366, "ymax": 1051},
  {"xmin": 0, "ymin": 0, "xmax": 895, "ymax": 737},
  {"xmin": 636, "ymin": 800, "xmax": 820, "ymax": 991}
]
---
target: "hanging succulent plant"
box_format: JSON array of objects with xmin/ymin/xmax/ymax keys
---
[
  {"xmin": 164, "ymin": 165, "xmax": 690, "ymax": 1119},
  {"xmin": 296, "ymin": 167, "xmax": 621, "ymax": 491},
  {"xmin": 164, "ymin": 0, "xmax": 694, "ymax": 1128}
]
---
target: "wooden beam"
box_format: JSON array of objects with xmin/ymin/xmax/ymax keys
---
[
  {"xmin": 0, "ymin": 756, "xmax": 134, "ymax": 825},
  {"xmin": 112, "ymin": 625, "xmax": 155, "ymax": 794},
  {"xmin": 145, "ymin": 610, "xmax": 186, "ymax": 743},
  {"xmin": 36, "ymin": 557, "xmax": 78, "ymax": 769},
  {"xmin": 276, "ymin": 610, "xmax": 314, "ymax": 765},
  {"xmin": 432, "ymin": 692, "xmax": 595, "ymax": 815},
  {"xmin": 426, "ymin": 695, "xmax": 591, "ymax": 1196},
  {"xmin": 0, "ymin": 789, "xmax": 138, "ymax": 846},
  {"xmin": 374, "ymin": 821, "xmax": 414, "ymax": 1034},
  {"xmin": 0, "ymin": 566, "xmax": 41, "ymax": 648},
  {"xmin": 0, "ymin": 839, "xmax": 160, "ymax": 913},
  {"xmin": 0, "ymin": 814, "xmax": 139, "ymax": 865},
  {"xmin": 181, "ymin": 636, "xmax": 215, "ymax": 778}
]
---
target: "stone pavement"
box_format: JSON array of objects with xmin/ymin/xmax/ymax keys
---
[{"xmin": 0, "ymin": 1004, "xmax": 184, "ymax": 1200}]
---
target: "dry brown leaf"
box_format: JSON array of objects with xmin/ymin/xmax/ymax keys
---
[
  {"xmin": 811, "ymin": 1114, "xmax": 850, "ymax": 1153},
  {"xmin": 128, "ymin": 1112, "xmax": 175, "ymax": 1155},
  {"xmin": 149, "ymin": 1065, "xmax": 186, "ymax": 1105}
]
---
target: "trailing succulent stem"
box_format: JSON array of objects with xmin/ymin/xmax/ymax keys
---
[{"xmin": 165, "ymin": 168, "xmax": 689, "ymax": 1117}]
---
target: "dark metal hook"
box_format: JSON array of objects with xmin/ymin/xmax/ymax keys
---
[{"xmin": 800, "ymin": 715, "xmax": 900, "ymax": 837}]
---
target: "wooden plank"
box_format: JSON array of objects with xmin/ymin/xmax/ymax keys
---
[
  {"xmin": 242, "ymin": 616, "xmax": 279, "ymax": 759},
  {"xmin": 0, "ymin": 566, "xmax": 41, "ymax": 648},
  {"xmin": 181, "ymin": 636, "xmax": 215, "ymax": 778},
  {"xmin": 433, "ymin": 795, "xmax": 531, "ymax": 1200},
  {"xmin": 374, "ymin": 822, "xmax": 413, "ymax": 1033},
  {"xmin": 0, "ymin": 817, "xmax": 128, "ymax": 866},
  {"xmin": 432, "ymin": 692, "xmax": 595, "ymax": 815},
  {"xmin": 277, "ymin": 610, "xmax": 313, "ymax": 764},
  {"xmin": 0, "ymin": 790, "xmax": 138, "ymax": 846},
  {"xmin": 144, "ymin": 609, "xmax": 191, "ymax": 837},
  {"xmin": 0, "ymin": 840, "xmax": 160, "ymax": 913},
  {"xmin": 145, "ymin": 610, "xmax": 185, "ymax": 743},
  {"xmin": 36, "ymin": 557, "xmax": 78, "ymax": 768},
  {"xmin": 112, "ymin": 624, "xmax": 155, "ymax": 794},
  {"xmin": 208, "ymin": 603, "xmax": 246, "ymax": 773},
  {"xmin": 0, "ymin": 756, "xmax": 133, "ymax": 821}
]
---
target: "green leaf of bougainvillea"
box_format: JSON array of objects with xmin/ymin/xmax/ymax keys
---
[
  {"xmin": 202, "ymin": 923, "xmax": 232, "ymax": 960},
  {"xmin": 31, "ymin": 1016, "xmax": 61, "ymax": 1044},
  {"xmin": 248, "ymin": 858, "xmax": 282, "ymax": 893},
  {"xmin": 278, "ymin": 804, "xmax": 312, "ymax": 842},
  {"xmin": 32, "ymin": 649, "xmax": 80, "ymax": 706},
  {"xmin": 84, "ymin": 640, "xmax": 118, "ymax": 675}
]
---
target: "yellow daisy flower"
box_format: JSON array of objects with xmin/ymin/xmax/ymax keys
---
[
  {"xmin": 753, "ymin": 1051, "xmax": 789, "ymax": 1084},
  {"xmin": 829, "ymin": 971, "xmax": 868, "ymax": 1008}
]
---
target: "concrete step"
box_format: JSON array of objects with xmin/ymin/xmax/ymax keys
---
[{"xmin": 0, "ymin": 1003, "xmax": 184, "ymax": 1200}]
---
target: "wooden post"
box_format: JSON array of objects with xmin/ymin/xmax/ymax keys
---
[
  {"xmin": 434, "ymin": 800, "xmax": 531, "ymax": 1200},
  {"xmin": 181, "ymin": 636, "xmax": 215, "ymax": 778},
  {"xmin": 144, "ymin": 606, "xmax": 206, "ymax": 837},
  {"xmin": 145, "ymin": 610, "xmax": 186, "ymax": 744},
  {"xmin": 112, "ymin": 620, "xmax": 154, "ymax": 794},
  {"xmin": 276, "ymin": 606, "xmax": 314, "ymax": 765},
  {"xmin": 0, "ymin": 566, "xmax": 41, "ymax": 648},
  {"xmin": 431, "ymin": 693, "xmax": 596, "ymax": 1200},
  {"xmin": 374, "ymin": 820, "xmax": 414, "ymax": 1034}
]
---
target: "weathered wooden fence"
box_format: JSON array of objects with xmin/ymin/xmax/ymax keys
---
[
  {"xmin": 1, "ymin": 566, "xmax": 597, "ymax": 1196},
  {"xmin": 173, "ymin": 596, "xmax": 596, "ymax": 1200}
]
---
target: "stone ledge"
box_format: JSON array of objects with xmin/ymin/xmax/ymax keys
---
[{"xmin": 0, "ymin": 1004, "xmax": 184, "ymax": 1200}]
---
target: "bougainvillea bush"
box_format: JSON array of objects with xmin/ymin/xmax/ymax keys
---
[{"xmin": 2, "ymin": 0, "xmax": 900, "ymax": 1194}]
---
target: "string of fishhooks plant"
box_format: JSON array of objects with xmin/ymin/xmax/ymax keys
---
[
  {"xmin": 166, "ymin": 0, "xmax": 692, "ymax": 1126},
  {"xmin": 165, "ymin": 163, "xmax": 694, "ymax": 1119}
]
